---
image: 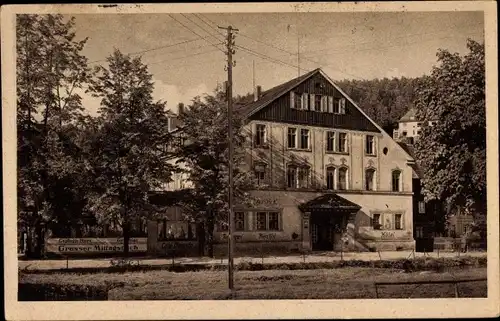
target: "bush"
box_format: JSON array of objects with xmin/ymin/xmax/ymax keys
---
[{"xmin": 18, "ymin": 283, "xmax": 111, "ymax": 301}]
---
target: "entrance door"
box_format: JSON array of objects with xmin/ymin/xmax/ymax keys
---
[{"xmin": 311, "ymin": 215, "xmax": 333, "ymax": 251}]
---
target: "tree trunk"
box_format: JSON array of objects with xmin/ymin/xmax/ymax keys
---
[
  {"xmin": 197, "ymin": 222, "xmax": 206, "ymax": 257},
  {"xmin": 206, "ymin": 216, "xmax": 215, "ymax": 258},
  {"xmin": 123, "ymin": 220, "xmax": 130, "ymax": 257}
]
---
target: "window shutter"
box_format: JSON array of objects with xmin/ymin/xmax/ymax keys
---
[
  {"xmin": 302, "ymin": 93, "xmax": 308, "ymax": 110},
  {"xmin": 321, "ymin": 96, "xmax": 326, "ymax": 112},
  {"xmin": 290, "ymin": 91, "xmax": 295, "ymax": 109},
  {"xmin": 327, "ymin": 96, "xmax": 333, "ymax": 113},
  {"xmin": 400, "ymin": 214, "xmax": 405, "ymax": 230},
  {"xmin": 310, "ymin": 94, "xmax": 315, "ymax": 111},
  {"xmin": 263, "ymin": 125, "xmax": 267, "ymax": 143}
]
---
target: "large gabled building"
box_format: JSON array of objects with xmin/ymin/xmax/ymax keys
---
[{"xmin": 208, "ymin": 68, "xmax": 417, "ymax": 254}]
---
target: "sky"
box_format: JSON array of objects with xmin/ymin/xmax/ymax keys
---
[{"xmin": 71, "ymin": 11, "xmax": 484, "ymax": 116}]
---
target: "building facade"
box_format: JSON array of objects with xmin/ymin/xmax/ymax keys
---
[
  {"xmin": 393, "ymin": 108, "xmax": 437, "ymax": 143},
  {"xmin": 209, "ymin": 69, "xmax": 416, "ymax": 254}
]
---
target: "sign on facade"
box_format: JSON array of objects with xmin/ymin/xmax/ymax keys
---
[{"xmin": 45, "ymin": 237, "xmax": 148, "ymax": 254}]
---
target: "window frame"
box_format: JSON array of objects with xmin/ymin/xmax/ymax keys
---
[
  {"xmin": 365, "ymin": 135, "xmax": 375, "ymax": 155},
  {"xmin": 254, "ymin": 211, "xmax": 282, "ymax": 231},
  {"xmin": 337, "ymin": 132, "xmax": 348, "ymax": 153},
  {"xmin": 298, "ymin": 166, "xmax": 310, "ymax": 189},
  {"xmin": 326, "ymin": 131, "xmax": 335, "ymax": 152},
  {"xmin": 300, "ymin": 128, "xmax": 310, "ymax": 150},
  {"xmin": 337, "ymin": 167, "xmax": 348, "ymax": 190},
  {"xmin": 254, "ymin": 163, "xmax": 267, "ymax": 186},
  {"xmin": 372, "ymin": 213, "xmax": 382, "ymax": 230},
  {"xmin": 391, "ymin": 170, "xmax": 402, "ymax": 192},
  {"xmin": 287, "ymin": 127, "xmax": 297, "ymax": 149},
  {"xmin": 394, "ymin": 214, "xmax": 403, "ymax": 230},
  {"xmin": 254, "ymin": 124, "xmax": 267, "ymax": 147},
  {"xmin": 287, "ymin": 165, "xmax": 298, "ymax": 188},
  {"xmin": 365, "ymin": 168, "xmax": 376, "ymax": 191},
  {"xmin": 326, "ymin": 166, "xmax": 336, "ymax": 190}
]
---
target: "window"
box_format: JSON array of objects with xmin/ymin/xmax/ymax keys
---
[
  {"xmin": 255, "ymin": 124, "xmax": 267, "ymax": 147},
  {"xmin": 298, "ymin": 166, "xmax": 310, "ymax": 188},
  {"xmin": 321, "ymin": 96, "xmax": 328, "ymax": 113},
  {"xmin": 315, "ymin": 95, "xmax": 323, "ymax": 112},
  {"xmin": 392, "ymin": 170, "xmax": 401, "ymax": 192},
  {"xmin": 326, "ymin": 131, "xmax": 335, "ymax": 152},
  {"xmin": 372, "ymin": 214, "xmax": 381, "ymax": 230},
  {"xmin": 326, "ymin": 167, "xmax": 336, "ymax": 189},
  {"xmin": 417, "ymin": 130, "xmax": 421, "ymax": 136},
  {"xmin": 268, "ymin": 212, "xmax": 279, "ymax": 231},
  {"xmin": 327, "ymin": 96, "xmax": 334, "ymax": 113},
  {"xmin": 335, "ymin": 98, "xmax": 346, "ymax": 114},
  {"xmin": 393, "ymin": 130, "xmax": 399, "ymax": 140},
  {"xmin": 338, "ymin": 133, "xmax": 348, "ymax": 153},
  {"xmin": 235, "ymin": 212, "xmax": 245, "ymax": 231},
  {"xmin": 256, "ymin": 212, "xmax": 267, "ymax": 230},
  {"xmin": 417, "ymin": 122, "xmax": 422, "ymax": 126},
  {"xmin": 300, "ymin": 129, "xmax": 310, "ymax": 149},
  {"xmin": 310, "ymin": 94, "xmax": 317, "ymax": 111},
  {"xmin": 395, "ymin": 214, "xmax": 403, "ymax": 230},
  {"xmin": 255, "ymin": 211, "xmax": 281, "ymax": 231},
  {"xmin": 365, "ymin": 168, "xmax": 375, "ymax": 191},
  {"xmin": 415, "ymin": 226, "xmax": 424, "ymax": 238},
  {"xmin": 254, "ymin": 163, "xmax": 266, "ymax": 185},
  {"xmin": 402, "ymin": 131, "xmax": 407, "ymax": 136},
  {"xmin": 302, "ymin": 93, "xmax": 309, "ymax": 110},
  {"xmin": 287, "ymin": 128, "xmax": 297, "ymax": 148},
  {"xmin": 338, "ymin": 167, "xmax": 348, "ymax": 190},
  {"xmin": 418, "ymin": 201, "xmax": 425, "ymax": 214},
  {"xmin": 294, "ymin": 92, "xmax": 303, "ymax": 110},
  {"xmin": 365, "ymin": 135, "xmax": 375, "ymax": 155},
  {"xmin": 287, "ymin": 165, "xmax": 297, "ymax": 188}
]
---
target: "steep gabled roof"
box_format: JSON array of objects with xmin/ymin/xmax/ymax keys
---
[
  {"xmin": 299, "ymin": 193, "xmax": 362, "ymax": 212},
  {"xmin": 239, "ymin": 68, "xmax": 415, "ymax": 164},
  {"xmin": 234, "ymin": 68, "xmax": 320, "ymax": 118},
  {"xmin": 399, "ymin": 108, "xmax": 417, "ymax": 122}
]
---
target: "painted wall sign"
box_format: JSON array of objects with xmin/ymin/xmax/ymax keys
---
[
  {"xmin": 380, "ymin": 232, "xmax": 395, "ymax": 239},
  {"xmin": 220, "ymin": 233, "xmax": 243, "ymax": 242},
  {"xmin": 258, "ymin": 233, "xmax": 277, "ymax": 241},
  {"xmin": 253, "ymin": 198, "xmax": 279, "ymax": 207},
  {"xmin": 46, "ymin": 238, "xmax": 147, "ymax": 254},
  {"xmin": 160, "ymin": 241, "xmax": 197, "ymax": 250}
]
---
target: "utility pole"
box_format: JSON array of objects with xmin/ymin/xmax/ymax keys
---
[{"xmin": 218, "ymin": 24, "xmax": 238, "ymax": 290}]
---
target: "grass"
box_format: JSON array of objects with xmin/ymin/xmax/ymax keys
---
[{"xmin": 19, "ymin": 266, "xmax": 487, "ymax": 300}]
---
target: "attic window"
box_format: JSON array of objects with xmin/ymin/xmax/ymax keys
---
[{"xmin": 334, "ymin": 98, "xmax": 346, "ymax": 114}]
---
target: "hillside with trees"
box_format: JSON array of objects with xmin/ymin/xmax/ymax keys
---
[{"xmin": 336, "ymin": 77, "xmax": 425, "ymax": 132}]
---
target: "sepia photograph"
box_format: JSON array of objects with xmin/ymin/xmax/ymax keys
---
[{"xmin": 2, "ymin": 2, "xmax": 499, "ymax": 320}]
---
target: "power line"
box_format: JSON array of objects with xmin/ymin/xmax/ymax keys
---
[
  {"xmin": 88, "ymin": 38, "xmax": 203, "ymax": 64},
  {"xmin": 235, "ymin": 44, "xmax": 309, "ymax": 73},
  {"xmin": 147, "ymin": 48, "xmax": 221, "ymax": 66},
  {"xmin": 168, "ymin": 14, "xmax": 226, "ymax": 54},
  {"xmin": 189, "ymin": 13, "xmax": 227, "ymax": 40}
]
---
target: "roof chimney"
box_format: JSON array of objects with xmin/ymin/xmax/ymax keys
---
[
  {"xmin": 178, "ymin": 103, "xmax": 185, "ymax": 115},
  {"xmin": 254, "ymin": 85, "xmax": 262, "ymax": 102}
]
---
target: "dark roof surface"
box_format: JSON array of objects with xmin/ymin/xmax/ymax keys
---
[
  {"xmin": 234, "ymin": 68, "xmax": 320, "ymax": 118},
  {"xmin": 299, "ymin": 193, "xmax": 362, "ymax": 212},
  {"xmin": 399, "ymin": 108, "xmax": 417, "ymax": 122},
  {"xmin": 397, "ymin": 141, "xmax": 423, "ymax": 179}
]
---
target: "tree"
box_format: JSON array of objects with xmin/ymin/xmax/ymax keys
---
[
  {"xmin": 414, "ymin": 39, "xmax": 486, "ymax": 226},
  {"xmin": 16, "ymin": 14, "xmax": 91, "ymax": 257},
  {"xmin": 176, "ymin": 88, "xmax": 255, "ymax": 257},
  {"xmin": 87, "ymin": 50, "xmax": 176, "ymax": 256}
]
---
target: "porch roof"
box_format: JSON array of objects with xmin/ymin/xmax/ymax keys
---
[{"xmin": 299, "ymin": 193, "xmax": 362, "ymax": 212}]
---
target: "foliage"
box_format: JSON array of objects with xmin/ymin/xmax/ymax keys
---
[
  {"xmin": 175, "ymin": 87, "xmax": 256, "ymax": 256},
  {"xmin": 86, "ymin": 50, "xmax": 176, "ymax": 255},
  {"xmin": 413, "ymin": 39, "xmax": 486, "ymax": 219},
  {"xmin": 16, "ymin": 14, "xmax": 92, "ymax": 256},
  {"xmin": 337, "ymin": 76, "xmax": 424, "ymax": 130}
]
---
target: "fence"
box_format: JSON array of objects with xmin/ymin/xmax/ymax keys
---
[{"xmin": 374, "ymin": 278, "xmax": 487, "ymax": 298}]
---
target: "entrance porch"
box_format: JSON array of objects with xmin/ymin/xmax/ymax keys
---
[{"xmin": 299, "ymin": 193, "xmax": 361, "ymax": 252}]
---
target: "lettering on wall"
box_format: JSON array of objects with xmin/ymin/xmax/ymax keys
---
[
  {"xmin": 381, "ymin": 231, "xmax": 395, "ymax": 239},
  {"xmin": 221, "ymin": 233, "xmax": 243, "ymax": 242},
  {"xmin": 253, "ymin": 198, "xmax": 279, "ymax": 207},
  {"xmin": 258, "ymin": 233, "xmax": 277, "ymax": 241}
]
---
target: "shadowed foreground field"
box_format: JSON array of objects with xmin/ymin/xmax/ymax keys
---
[{"xmin": 19, "ymin": 267, "xmax": 487, "ymax": 300}]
